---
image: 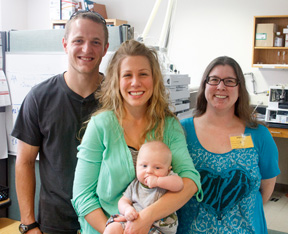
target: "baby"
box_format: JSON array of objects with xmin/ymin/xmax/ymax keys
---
[{"xmin": 104, "ymin": 141, "xmax": 184, "ymax": 234}]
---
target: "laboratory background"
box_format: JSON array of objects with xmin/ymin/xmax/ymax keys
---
[{"xmin": 0, "ymin": 0, "xmax": 288, "ymax": 233}]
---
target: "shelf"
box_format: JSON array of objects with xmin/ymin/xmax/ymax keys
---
[
  {"xmin": 0, "ymin": 198, "xmax": 11, "ymax": 209},
  {"xmin": 252, "ymin": 64, "xmax": 288, "ymax": 69},
  {"xmin": 52, "ymin": 20, "xmax": 67, "ymax": 29},
  {"xmin": 252, "ymin": 15, "xmax": 288, "ymax": 68},
  {"xmin": 51, "ymin": 19, "xmax": 127, "ymax": 29},
  {"xmin": 254, "ymin": 47, "xmax": 288, "ymax": 50},
  {"xmin": 106, "ymin": 19, "xmax": 127, "ymax": 26}
]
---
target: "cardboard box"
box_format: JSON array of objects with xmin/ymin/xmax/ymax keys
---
[
  {"xmin": 92, "ymin": 3, "xmax": 107, "ymax": 19},
  {"xmin": 255, "ymin": 23, "xmax": 276, "ymax": 47}
]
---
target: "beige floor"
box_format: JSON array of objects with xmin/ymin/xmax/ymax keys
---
[{"xmin": 264, "ymin": 191, "xmax": 288, "ymax": 233}]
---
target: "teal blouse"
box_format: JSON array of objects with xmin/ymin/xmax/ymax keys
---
[{"xmin": 72, "ymin": 111, "xmax": 202, "ymax": 234}]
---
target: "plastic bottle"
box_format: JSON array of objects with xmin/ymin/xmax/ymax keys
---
[
  {"xmin": 274, "ymin": 32, "xmax": 283, "ymax": 47},
  {"xmin": 277, "ymin": 51, "xmax": 281, "ymax": 64},
  {"xmin": 283, "ymin": 25, "xmax": 288, "ymax": 47}
]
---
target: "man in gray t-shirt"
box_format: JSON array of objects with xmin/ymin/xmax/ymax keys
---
[{"xmin": 13, "ymin": 11, "xmax": 109, "ymax": 234}]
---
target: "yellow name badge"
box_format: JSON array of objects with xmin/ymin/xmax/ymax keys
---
[{"xmin": 230, "ymin": 134, "xmax": 254, "ymax": 149}]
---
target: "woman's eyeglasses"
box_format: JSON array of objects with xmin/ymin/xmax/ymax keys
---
[
  {"xmin": 69, "ymin": 10, "xmax": 106, "ymax": 25},
  {"xmin": 206, "ymin": 76, "xmax": 239, "ymax": 87}
]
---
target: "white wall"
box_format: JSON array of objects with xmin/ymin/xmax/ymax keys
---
[
  {"xmin": 169, "ymin": 0, "xmax": 288, "ymax": 106},
  {"xmin": 1, "ymin": 0, "xmax": 288, "ymax": 105},
  {"xmin": 0, "ymin": 1, "xmax": 2, "ymax": 29},
  {"xmin": 0, "ymin": 0, "xmax": 28, "ymax": 30},
  {"xmin": 26, "ymin": 0, "xmax": 51, "ymax": 29}
]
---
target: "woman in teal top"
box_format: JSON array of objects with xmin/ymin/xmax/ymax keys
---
[
  {"xmin": 72, "ymin": 40, "xmax": 202, "ymax": 234},
  {"xmin": 177, "ymin": 56, "xmax": 280, "ymax": 233}
]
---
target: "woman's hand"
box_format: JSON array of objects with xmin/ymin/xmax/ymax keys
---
[{"xmin": 124, "ymin": 209, "xmax": 153, "ymax": 234}]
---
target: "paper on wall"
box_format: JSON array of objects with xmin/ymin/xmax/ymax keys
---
[
  {"xmin": 0, "ymin": 110, "xmax": 8, "ymax": 159},
  {"xmin": 0, "ymin": 70, "xmax": 11, "ymax": 107}
]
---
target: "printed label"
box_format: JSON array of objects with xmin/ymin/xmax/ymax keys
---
[{"xmin": 230, "ymin": 134, "xmax": 254, "ymax": 149}]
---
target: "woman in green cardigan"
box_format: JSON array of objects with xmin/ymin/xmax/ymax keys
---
[{"xmin": 72, "ymin": 40, "xmax": 202, "ymax": 234}]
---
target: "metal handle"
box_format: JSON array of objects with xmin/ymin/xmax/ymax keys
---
[{"xmin": 270, "ymin": 131, "xmax": 282, "ymax": 134}]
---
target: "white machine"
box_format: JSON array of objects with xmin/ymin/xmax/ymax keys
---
[
  {"xmin": 163, "ymin": 73, "xmax": 190, "ymax": 113},
  {"xmin": 265, "ymin": 85, "xmax": 288, "ymax": 124},
  {"xmin": 137, "ymin": 0, "xmax": 191, "ymax": 115}
]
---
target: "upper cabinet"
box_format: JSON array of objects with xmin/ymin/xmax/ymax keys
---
[
  {"xmin": 252, "ymin": 15, "xmax": 288, "ymax": 69},
  {"xmin": 52, "ymin": 19, "xmax": 127, "ymax": 29}
]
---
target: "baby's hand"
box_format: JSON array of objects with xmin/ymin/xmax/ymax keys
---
[
  {"xmin": 145, "ymin": 175, "xmax": 158, "ymax": 188},
  {"xmin": 124, "ymin": 207, "xmax": 138, "ymax": 221}
]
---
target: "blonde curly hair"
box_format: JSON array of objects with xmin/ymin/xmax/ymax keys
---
[{"xmin": 94, "ymin": 39, "xmax": 175, "ymax": 141}]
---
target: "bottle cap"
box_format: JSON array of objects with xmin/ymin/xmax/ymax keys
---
[{"xmin": 277, "ymin": 32, "xmax": 281, "ymax": 35}]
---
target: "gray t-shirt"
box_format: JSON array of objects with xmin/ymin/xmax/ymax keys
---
[
  {"xmin": 12, "ymin": 73, "xmax": 100, "ymax": 234},
  {"xmin": 123, "ymin": 171, "xmax": 179, "ymax": 234}
]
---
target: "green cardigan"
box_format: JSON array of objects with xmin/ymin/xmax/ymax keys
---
[{"xmin": 72, "ymin": 111, "xmax": 202, "ymax": 234}]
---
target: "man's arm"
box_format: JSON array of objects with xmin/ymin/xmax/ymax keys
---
[
  {"xmin": 260, "ymin": 177, "xmax": 277, "ymax": 204},
  {"xmin": 15, "ymin": 140, "xmax": 41, "ymax": 233}
]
